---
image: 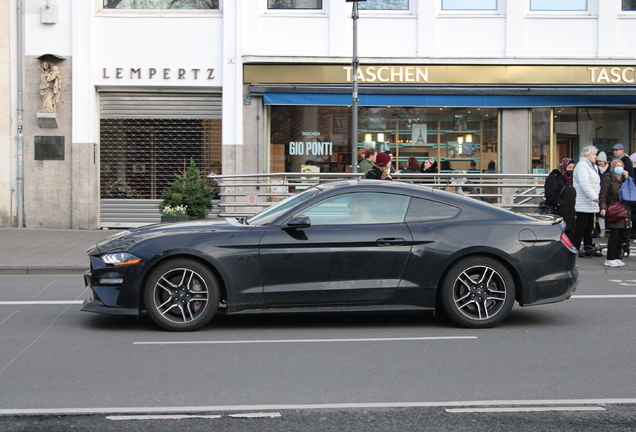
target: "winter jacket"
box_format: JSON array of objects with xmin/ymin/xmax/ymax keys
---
[
  {"xmin": 573, "ymin": 157, "xmax": 600, "ymax": 213},
  {"xmin": 545, "ymin": 169, "xmax": 576, "ymax": 232},
  {"xmin": 365, "ymin": 166, "xmax": 392, "ymax": 180},
  {"xmin": 359, "ymin": 159, "xmax": 374, "ymax": 173},
  {"xmin": 599, "ymin": 171, "xmax": 632, "ymax": 229}
]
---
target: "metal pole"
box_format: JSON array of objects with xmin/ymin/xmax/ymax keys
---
[
  {"xmin": 16, "ymin": 0, "xmax": 25, "ymax": 228},
  {"xmin": 350, "ymin": 1, "xmax": 359, "ymax": 173}
]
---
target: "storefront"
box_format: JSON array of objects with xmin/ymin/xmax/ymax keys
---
[
  {"xmin": 247, "ymin": 64, "xmax": 636, "ymax": 176},
  {"xmin": 97, "ymin": 90, "xmax": 223, "ymax": 227}
]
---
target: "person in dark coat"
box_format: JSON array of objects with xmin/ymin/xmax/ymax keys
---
[
  {"xmin": 611, "ymin": 143, "xmax": 634, "ymax": 178},
  {"xmin": 545, "ymin": 158, "xmax": 576, "ymax": 240},
  {"xmin": 365, "ymin": 152, "xmax": 393, "ymax": 180},
  {"xmin": 599, "ymin": 158, "xmax": 631, "ymax": 267},
  {"xmin": 420, "ymin": 158, "xmax": 438, "ymax": 174}
]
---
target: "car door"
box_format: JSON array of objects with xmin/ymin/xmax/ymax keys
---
[{"xmin": 259, "ymin": 192, "xmax": 413, "ymax": 305}]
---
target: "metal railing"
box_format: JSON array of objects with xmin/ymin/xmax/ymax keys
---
[{"xmin": 208, "ymin": 172, "xmax": 548, "ymax": 218}]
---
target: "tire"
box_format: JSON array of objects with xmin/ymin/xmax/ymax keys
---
[
  {"xmin": 439, "ymin": 255, "xmax": 515, "ymax": 329},
  {"xmin": 144, "ymin": 258, "xmax": 219, "ymax": 332}
]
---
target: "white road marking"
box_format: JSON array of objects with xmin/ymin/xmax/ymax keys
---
[
  {"xmin": 1, "ymin": 399, "xmax": 635, "ymax": 416},
  {"xmin": 107, "ymin": 414, "xmax": 222, "ymax": 421},
  {"xmin": 572, "ymin": 295, "xmax": 636, "ymax": 299},
  {"xmin": 0, "ymin": 300, "xmax": 84, "ymax": 305},
  {"xmin": 446, "ymin": 406, "xmax": 606, "ymax": 413},
  {"xmin": 0, "ymin": 310, "xmax": 18, "ymax": 326},
  {"xmin": 133, "ymin": 336, "xmax": 478, "ymax": 346},
  {"xmin": 228, "ymin": 412, "xmax": 282, "ymax": 418}
]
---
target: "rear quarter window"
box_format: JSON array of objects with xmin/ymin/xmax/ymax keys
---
[{"xmin": 405, "ymin": 198, "xmax": 461, "ymax": 222}]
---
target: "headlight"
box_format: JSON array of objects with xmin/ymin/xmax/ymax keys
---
[{"xmin": 100, "ymin": 252, "xmax": 141, "ymax": 266}]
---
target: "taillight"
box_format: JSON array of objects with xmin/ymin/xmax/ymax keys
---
[{"xmin": 561, "ymin": 232, "xmax": 578, "ymax": 254}]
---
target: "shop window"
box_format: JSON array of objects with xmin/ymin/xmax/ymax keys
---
[
  {"xmin": 623, "ymin": 0, "xmax": 636, "ymax": 10},
  {"xmin": 441, "ymin": 0, "xmax": 497, "ymax": 10},
  {"xmin": 359, "ymin": 0, "xmax": 409, "ymax": 10},
  {"xmin": 103, "ymin": 0, "xmax": 219, "ymax": 9},
  {"xmin": 267, "ymin": 0, "xmax": 322, "ymax": 9},
  {"xmin": 100, "ymin": 119, "xmax": 221, "ymax": 199},
  {"xmin": 268, "ymin": 105, "xmax": 499, "ymax": 176},
  {"xmin": 529, "ymin": 0, "xmax": 587, "ymax": 11}
]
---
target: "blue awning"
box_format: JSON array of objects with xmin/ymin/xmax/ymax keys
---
[{"xmin": 263, "ymin": 92, "xmax": 636, "ymax": 108}]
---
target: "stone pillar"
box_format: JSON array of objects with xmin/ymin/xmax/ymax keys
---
[
  {"xmin": 0, "ymin": 0, "xmax": 12, "ymax": 227},
  {"xmin": 71, "ymin": 142, "xmax": 98, "ymax": 229},
  {"xmin": 501, "ymin": 109, "xmax": 531, "ymax": 174}
]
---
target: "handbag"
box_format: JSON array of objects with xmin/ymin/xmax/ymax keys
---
[
  {"xmin": 537, "ymin": 184, "xmax": 565, "ymax": 214},
  {"xmin": 618, "ymin": 177, "xmax": 636, "ymax": 203},
  {"xmin": 606, "ymin": 202, "xmax": 627, "ymax": 223}
]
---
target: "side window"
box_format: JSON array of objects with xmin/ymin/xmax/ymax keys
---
[
  {"xmin": 405, "ymin": 198, "xmax": 460, "ymax": 222},
  {"xmin": 267, "ymin": 0, "xmax": 322, "ymax": 9},
  {"xmin": 295, "ymin": 192, "xmax": 411, "ymax": 225}
]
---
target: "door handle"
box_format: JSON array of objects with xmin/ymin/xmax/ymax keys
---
[{"xmin": 376, "ymin": 238, "xmax": 405, "ymax": 246}]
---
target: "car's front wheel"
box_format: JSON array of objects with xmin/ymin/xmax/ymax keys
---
[
  {"xmin": 439, "ymin": 255, "xmax": 515, "ymax": 328},
  {"xmin": 144, "ymin": 258, "xmax": 219, "ymax": 331}
]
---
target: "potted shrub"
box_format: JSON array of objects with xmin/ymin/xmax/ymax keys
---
[{"xmin": 159, "ymin": 159, "xmax": 212, "ymax": 222}]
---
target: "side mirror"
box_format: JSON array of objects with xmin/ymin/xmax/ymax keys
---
[{"xmin": 286, "ymin": 215, "xmax": 311, "ymax": 229}]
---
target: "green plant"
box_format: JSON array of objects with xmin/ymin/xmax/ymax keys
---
[{"xmin": 159, "ymin": 159, "xmax": 212, "ymax": 219}]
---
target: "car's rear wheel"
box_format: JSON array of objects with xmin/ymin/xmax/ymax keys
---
[
  {"xmin": 144, "ymin": 258, "xmax": 219, "ymax": 331},
  {"xmin": 439, "ymin": 255, "xmax": 514, "ymax": 328}
]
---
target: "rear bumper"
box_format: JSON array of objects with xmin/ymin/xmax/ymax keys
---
[{"xmin": 521, "ymin": 268, "xmax": 579, "ymax": 306}]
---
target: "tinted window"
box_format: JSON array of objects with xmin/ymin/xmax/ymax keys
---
[
  {"xmin": 247, "ymin": 188, "xmax": 319, "ymax": 226},
  {"xmin": 405, "ymin": 198, "xmax": 460, "ymax": 222},
  {"xmin": 103, "ymin": 0, "xmax": 219, "ymax": 9},
  {"xmin": 623, "ymin": 0, "xmax": 636, "ymax": 10},
  {"xmin": 296, "ymin": 192, "xmax": 411, "ymax": 225},
  {"xmin": 268, "ymin": 0, "xmax": 322, "ymax": 9}
]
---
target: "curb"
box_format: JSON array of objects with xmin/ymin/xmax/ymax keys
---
[{"xmin": 0, "ymin": 267, "xmax": 88, "ymax": 275}]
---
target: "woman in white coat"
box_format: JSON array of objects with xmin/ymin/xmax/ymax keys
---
[{"xmin": 571, "ymin": 145, "xmax": 600, "ymax": 256}]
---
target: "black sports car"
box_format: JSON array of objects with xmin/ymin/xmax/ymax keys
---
[{"xmin": 82, "ymin": 180, "xmax": 579, "ymax": 331}]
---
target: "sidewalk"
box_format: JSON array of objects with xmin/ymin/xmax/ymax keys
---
[
  {"xmin": 0, "ymin": 228, "xmax": 125, "ymax": 274},
  {"xmin": 0, "ymin": 227, "xmax": 630, "ymax": 275}
]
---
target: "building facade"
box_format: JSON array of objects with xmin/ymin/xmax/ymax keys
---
[{"xmin": 5, "ymin": 0, "xmax": 636, "ymax": 229}]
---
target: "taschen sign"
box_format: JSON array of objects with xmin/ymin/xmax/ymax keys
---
[{"xmin": 244, "ymin": 64, "xmax": 636, "ymax": 85}]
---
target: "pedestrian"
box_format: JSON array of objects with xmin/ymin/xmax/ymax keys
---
[
  {"xmin": 420, "ymin": 158, "xmax": 438, "ymax": 173},
  {"xmin": 571, "ymin": 145, "xmax": 600, "ymax": 256},
  {"xmin": 401, "ymin": 156, "xmax": 420, "ymax": 173},
  {"xmin": 596, "ymin": 151, "xmax": 609, "ymax": 238},
  {"xmin": 365, "ymin": 152, "xmax": 392, "ymax": 180},
  {"xmin": 599, "ymin": 158, "xmax": 631, "ymax": 267},
  {"xmin": 545, "ymin": 158, "xmax": 576, "ymax": 241},
  {"xmin": 611, "ymin": 143, "xmax": 634, "ymax": 178},
  {"xmin": 358, "ymin": 148, "xmax": 377, "ymax": 174}
]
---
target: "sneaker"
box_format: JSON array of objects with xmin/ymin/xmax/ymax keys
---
[
  {"xmin": 616, "ymin": 260, "xmax": 626, "ymax": 267},
  {"xmin": 604, "ymin": 260, "xmax": 620, "ymax": 267}
]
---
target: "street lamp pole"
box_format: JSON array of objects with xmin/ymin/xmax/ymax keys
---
[{"xmin": 349, "ymin": 0, "xmax": 361, "ymax": 173}]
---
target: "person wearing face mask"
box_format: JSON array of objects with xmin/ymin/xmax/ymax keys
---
[
  {"xmin": 545, "ymin": 158, "xmax": 576, "ymax": 240},
  {"xmin": 599, "ymin": 159, "xmax": 631, "ymax": 267},
  {"xmin": 596, "ymin": 151, "xmax": 609, "ymax": 238}
]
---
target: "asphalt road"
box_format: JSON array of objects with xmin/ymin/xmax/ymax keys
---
[{"xmin": 0, "ymin": 273, "xmax": 635, "ymax": 431}]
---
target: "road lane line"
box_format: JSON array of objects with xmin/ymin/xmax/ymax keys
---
[
  {"xmin": 446, "ymin": 406, "xmax": 606, "ymax": 413},
  {"xmin": 133, "ymin": 336, "xmax": 478, "ymax": 345},
  {"xmin": 572, "ymin": 295, "xmax": 636, "ymax": 299},
  {"xmin": 0, "ymin": 300, "xmax": 84, "ymax": 305},
  {"xmin": 107, "ymin": 414, "xmax": 223, "ymax": 421},
  {"xmin": 0, "ymin": 310, "xmax": 18, "ymax": 326},
  {"xmin": 1, "ymin": 399, "xmax": 635, "ymax": 416},
  {"xmin": 228, "ymin": 412, "xmax": 282, "ymax": 418}
]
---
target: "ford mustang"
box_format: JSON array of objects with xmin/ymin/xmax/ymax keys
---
[{"xmin": 82, "ymin": 180, "xmax": 579, "ymax": 331}]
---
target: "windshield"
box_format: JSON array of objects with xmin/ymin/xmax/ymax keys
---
[{"xmin": 247, "ymin": 188, "xmax": 320, "ymax": 226}]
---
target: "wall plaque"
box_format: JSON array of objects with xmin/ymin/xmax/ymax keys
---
[{"xmin": 34, "ymin": 136, "xmax": 65, "ymax": 160}]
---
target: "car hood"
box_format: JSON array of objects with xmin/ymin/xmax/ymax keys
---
[{"xmin": 91, "ymin": 218, "xmax": 244, "ymax": 254}]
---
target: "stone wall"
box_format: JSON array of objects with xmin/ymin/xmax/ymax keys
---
[{"xmin": 0, "ymin": 0, "xmax": 13, "ymax": 227}]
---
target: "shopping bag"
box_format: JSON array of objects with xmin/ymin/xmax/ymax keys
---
[{"xmin": 618, "ymin": 178, "xmax": 636, "ymax": 203}]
